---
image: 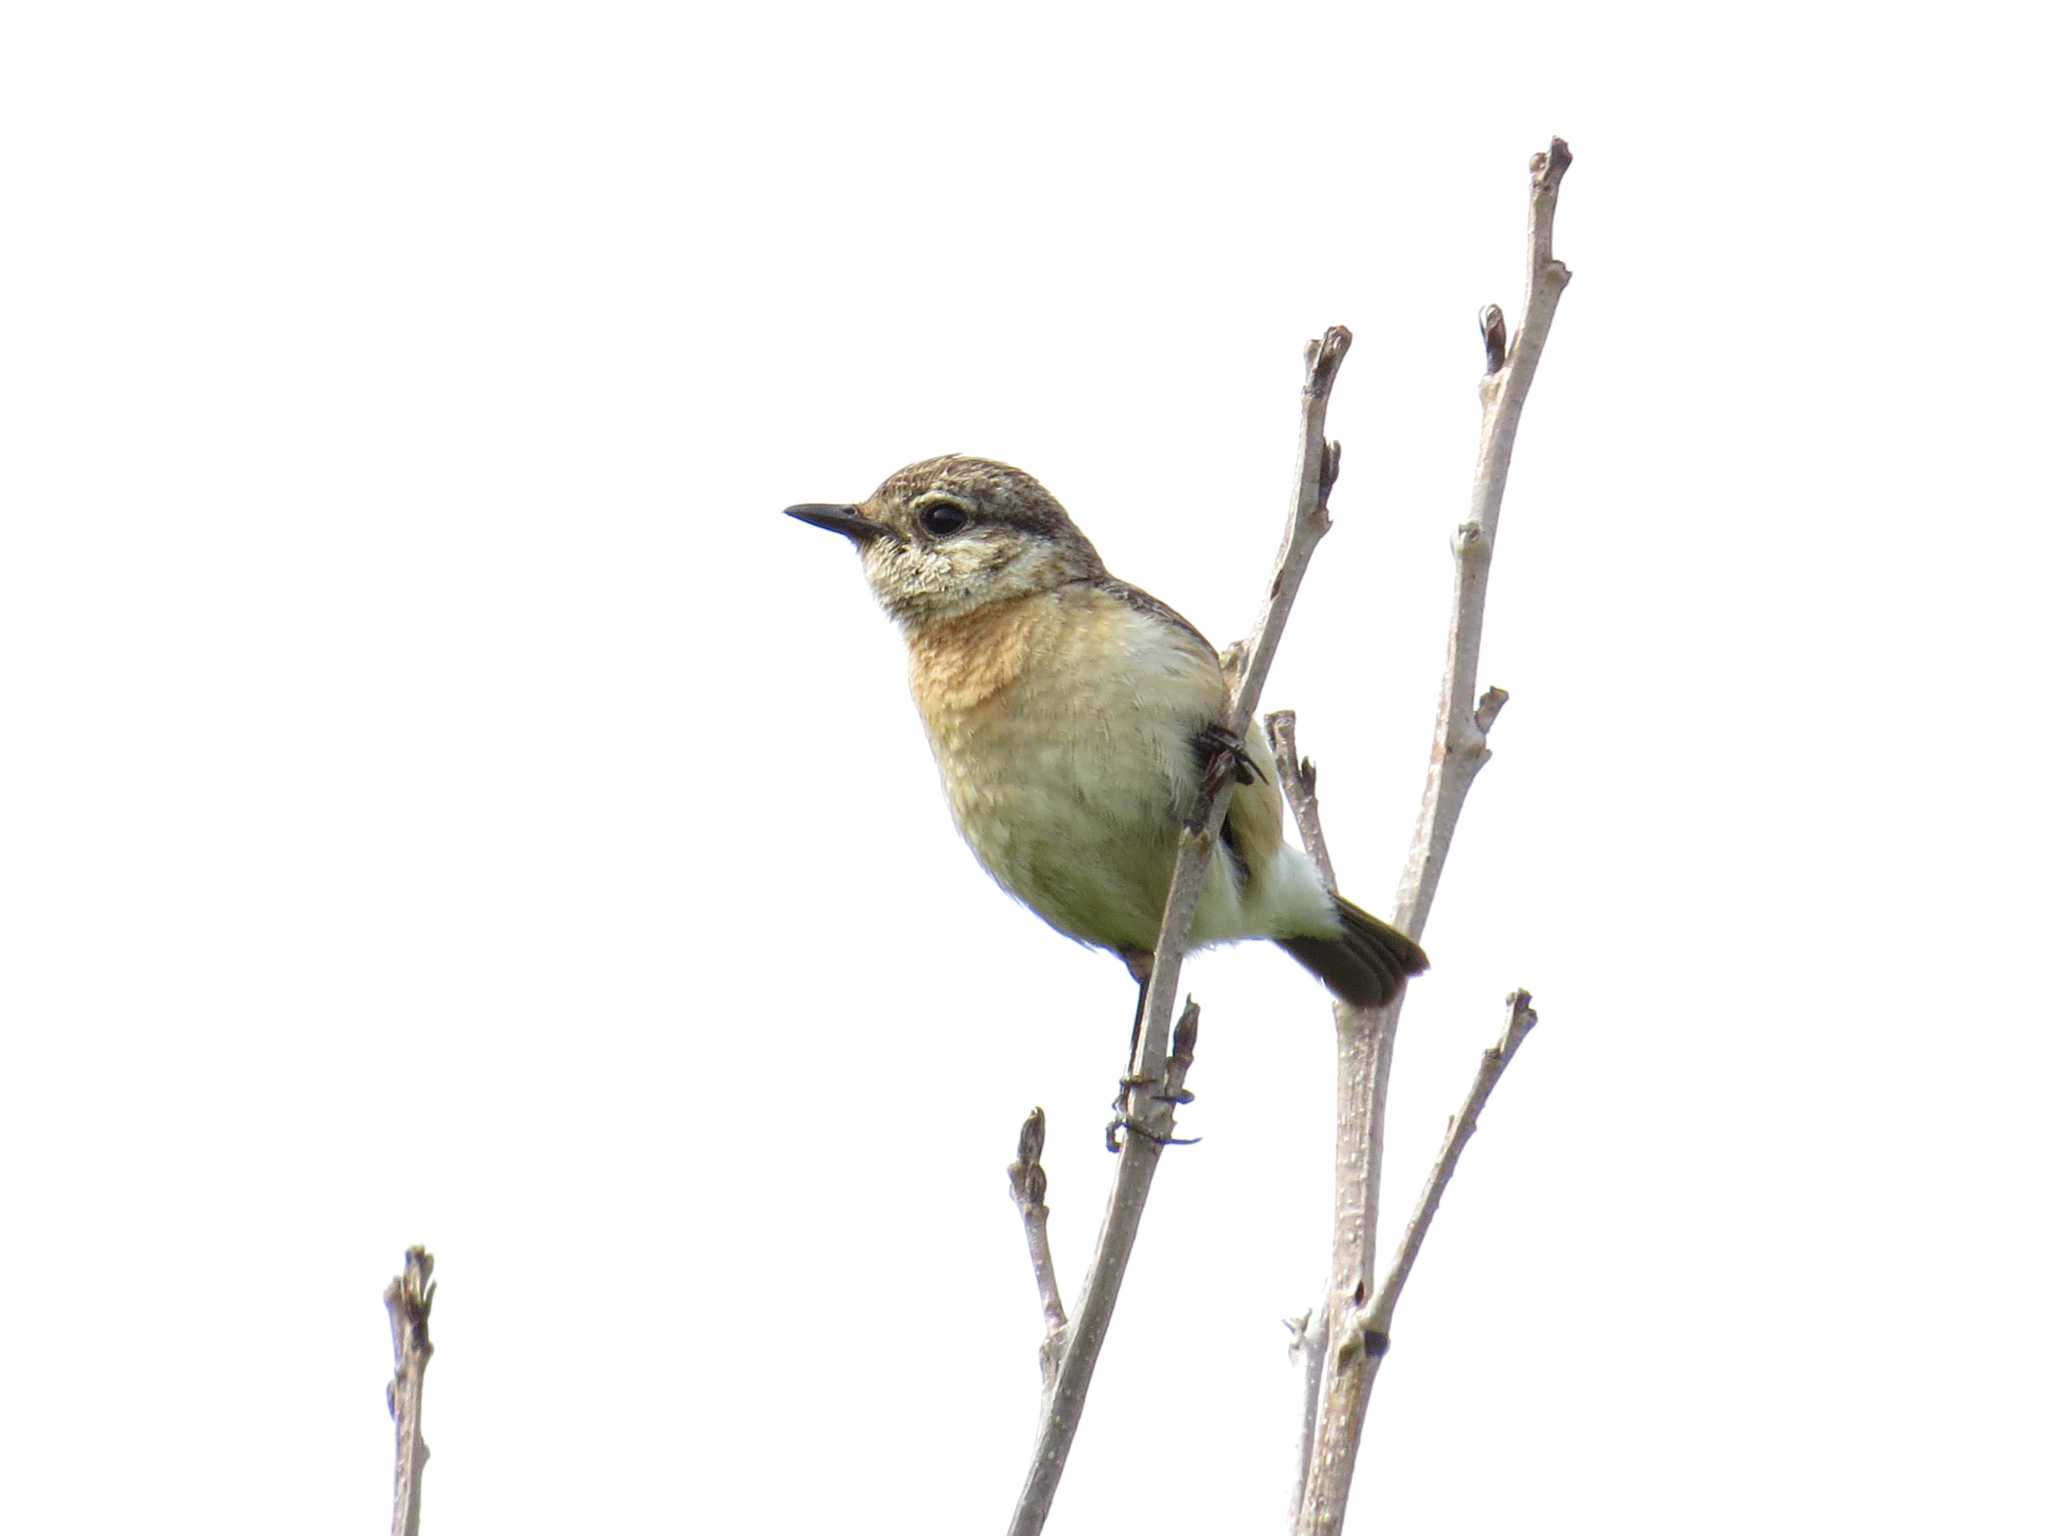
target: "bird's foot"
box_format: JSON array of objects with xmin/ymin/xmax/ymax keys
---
[
  {"xmin": 1104, "ymin": 1076, "xmax": 1200, "ymax": 1154},
  {"xmin": 1190, "ymin": 724, "xmax": 1265, "ymax": 826},
  {"xmin": 1195, "ymin": 722, "xmax": 1264, "ymax": 786},
  {"xmin": 1105, "ymin": 1110, "xmax": 1203, "ymax": 1154}
]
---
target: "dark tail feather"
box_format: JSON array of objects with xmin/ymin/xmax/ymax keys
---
[{"xmin": 1276, "ymin": 896, "xmax": 1429, "ymax": 1008}]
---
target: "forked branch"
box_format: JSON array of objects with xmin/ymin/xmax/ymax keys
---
[
  {"xmin": 1006, "ymin": 329, "xmax": 1352, "ymax": 1536},
  {"xmin": 1292, "ymin": 138, "xmax": 1571, "ymax": 1536},
  {"xmin": 1358, "ymin": 991, "xmax": 1538, "ymax": 1343}
]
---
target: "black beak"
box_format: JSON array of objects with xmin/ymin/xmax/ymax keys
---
[{"xmin": 784, "ymin": 503, "xmax": 893, "ymax": 545}]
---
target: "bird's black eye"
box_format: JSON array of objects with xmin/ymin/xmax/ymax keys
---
[{"xmin": 918, "ymin": 501, "xmax": 970, "ymax": 538}]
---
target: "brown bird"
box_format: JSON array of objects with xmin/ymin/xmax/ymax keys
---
[{"xmin": 786, "ymin": 455, "xmax": 1427, "ymax": 1007}]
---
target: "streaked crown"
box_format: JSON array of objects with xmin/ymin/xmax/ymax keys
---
[{"xmin": 787, "ymin": 455, "xmax": 1105, "ymax": 625}]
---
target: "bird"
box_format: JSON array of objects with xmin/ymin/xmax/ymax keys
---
[{"xmin": 784, "ymin": 454, "xmax": 1427, "ymax": 1012}]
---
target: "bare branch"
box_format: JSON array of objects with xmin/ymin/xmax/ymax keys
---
[
  {"xmin": 1007, "ymin": 327, "xmax": 1351, "ymax": 1536},
  {"xmin": 1007, "ymin": 998, "xmax": 1201, "ymax": 1536},
  {"xmin": 1266, "ymin": 709, "xmax": 1337, "ymax": 891},
  {"xmin": 1399, "ymin": 135, "xmax": 1571, "ymax": 939},
  {"xmin": 1295, "ymin": 139, "xmax": 1571, "ymax": 1536},
  {"xmin": 384, "ymin": 1246, "xmax": 436, "ymax": 1536},
  {"xmin": 1008, "ymin": 1107, "xmax": 1067, "ymax": 1399},
  {"xmin": 1307, "ymin": 992, "xmax": 1542, "ymax": 1482}
]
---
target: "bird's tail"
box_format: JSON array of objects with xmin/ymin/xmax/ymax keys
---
[{"xmin": 1277, "ymin": 896, "xmax": 1429, "ymax": 1008}]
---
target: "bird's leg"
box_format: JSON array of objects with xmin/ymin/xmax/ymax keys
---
[
  {"xmin": 1104, "ymin": 951, "xmax": 1198, "ymax": 1151},
  {"xmin": 1106, "ymin": 951, "xmax": 1153, "ymax": 1152},
  {"xmin": 1121, "ymin": 950, "xmax": 1152, "ymax": 1078}
]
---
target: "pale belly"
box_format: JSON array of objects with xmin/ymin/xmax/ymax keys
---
[
  {"xmin": 943, "ymin": 730, "xmax": 1185, "ymax": 952},
  {"xmin": 903, "ymin": 579, "xmax": 1295, "ymax": 956},
  {"xmin": 923, "ymin": 661, "xmax": 1236, "ymax": 955}
]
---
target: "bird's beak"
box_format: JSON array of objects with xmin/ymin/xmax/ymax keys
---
[{"xmin": 784, "ymin": 503, "xmax": 894, "ymax": 545}]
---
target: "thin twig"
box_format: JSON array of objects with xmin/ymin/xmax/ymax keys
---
[
  {"xmin": 1318, "ymin": 993, "xmax": 1540, "ymax": 1471},
  {"xmin": 1008, "ymin": 1107, "xmax": 1067, "ymax": 1401},
  {"xmin": 1294, "ymin": 139, "xmax": 1571, "ymax": 1536},
  {"xmin": 1007, "ymin": 328, "xmax": 1351, "ymax": 1536},
  {"xmin": 1266, "ymin": 710, "xmax": 1337, "ymax": 891},
  {"xmin": 1396, "ymin": 137, "xmax": 1573, "ymax": 941},
  {"xmin": 384, "ymin": 1246, "xmax": 436, "ymax": 1536},
  {"xmin": 1358, "ymin": 991, "xmax": 1537, "ymax": 1340}
]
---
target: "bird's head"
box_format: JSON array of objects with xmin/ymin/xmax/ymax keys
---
[{"xmin": 785, "ymin": 455, "xmax": 1104, "ymax": 626}]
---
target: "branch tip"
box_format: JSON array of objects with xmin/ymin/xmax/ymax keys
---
[
  {"xmin": 1479, "ymin": 305, "xmax": 1508, "ymax": 375},
  {"xmin": 1267, "ymin": 708, "xmax": 1336, "ymax": 891},
  {"xmin": 384, "ymin": 1247, "xmax": 436, "ymax": 1371},
  {"xmin": 1306, "ymin": 325, "xmax": 1351, "ymax": 398},
  {"xmin": 386, "ymin": 1246, "xmax": 436, "ymax": 1536},
  {"xmin": 1474, "ymin": 686, "xmax": 1509, "ymax": 734},
  {"xmin": 1018, "ymin": 1106, "xmax": 1046, "ymax": 1163},
  {"xmin": 1505, "ymin": 989, "xmax": 1537, "ymax": 1036},
  {"xmin": 1009, "ymin": 1107, "xmax": 1052, "ymax": 1209},
  {"xmin": 1172, "ymin": 997, "xmax": 1201, "ymax": 1061},
  {"xmin": 1009, "ymin": 1112, "xmax": 1067, "ymax": 1355}
]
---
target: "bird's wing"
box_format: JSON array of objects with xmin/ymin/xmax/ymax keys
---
[
  {"xmin": 1094, "ymin": 577, "xmax": 1290, "ymax": 900},
  {"xmin": 1093, "ymin": 578, "xmax": 1218, "ymax": 661}
]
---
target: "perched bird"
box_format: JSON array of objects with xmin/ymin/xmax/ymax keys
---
[{"xmin": 785, "ymin": 455, "xmax": 1427, "ymax": 1009}]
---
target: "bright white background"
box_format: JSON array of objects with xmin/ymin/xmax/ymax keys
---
[{"xmin": 3, "ymin": 3, "xmax": 2041, "ymax": 1531}]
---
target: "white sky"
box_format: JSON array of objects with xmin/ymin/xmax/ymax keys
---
[{"xmin": 4, "ymin": 3, "xmax": 2041, "ymax": 1532}]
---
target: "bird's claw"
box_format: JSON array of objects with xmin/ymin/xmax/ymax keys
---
[
  {"xmin": 1105, "ymin": 1110, "xmax": 1202, "ymax": 1154},
  {"xmin": 1105, "ymin": 1077, "xmax": 1200, "ymax": 1153},
  {"xmin": 1194, "ymin": 723, "xmax": 1265, "ymax": 793}
]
